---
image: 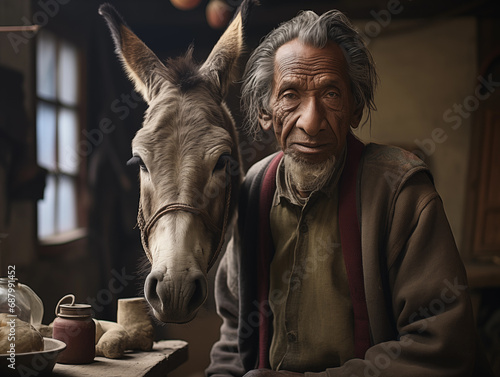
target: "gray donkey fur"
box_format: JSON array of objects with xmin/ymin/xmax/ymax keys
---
[{"xmin": 99, "ymin": 0, "xmax": 256, "ymax": 323}]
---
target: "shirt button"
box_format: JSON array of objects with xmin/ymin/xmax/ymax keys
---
[
  {"xmin": 299, "ymin": 223, "xmax": 308, "ymax": 233},
  {"xmin": 287, "ymin": 331, "xmax": 297, "ymax": 342}
]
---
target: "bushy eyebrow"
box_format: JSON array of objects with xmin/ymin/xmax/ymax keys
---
[
  {"xmin": 316, "ymin": 78, "xmax": 344, "ymax": 90},
  {"xmin": 276, "ymin": 76, "xmax": 345, "ymax": 95},
  {"xmin": 275, "ymin": 78, "xmax": 299, "ymax": 93}
]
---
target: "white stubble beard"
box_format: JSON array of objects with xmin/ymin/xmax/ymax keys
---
[{"xmin": 284, "ymin": 151, "xmax": 337, "ymax": 195}]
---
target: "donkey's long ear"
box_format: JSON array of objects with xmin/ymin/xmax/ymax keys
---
[
  {"xmin": 200, "ymin": 0, "xmax": 257, "ymax": 98},
  {"xmin": 99, "ymin": 3, "xmax": 166, "ymax": 103}
]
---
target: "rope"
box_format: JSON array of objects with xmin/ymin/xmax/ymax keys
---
[{"xmin": 137, "ymin": 167, "xmax": 232, "ymax": 272}]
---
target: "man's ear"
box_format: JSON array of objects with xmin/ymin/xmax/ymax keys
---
[
  {"xmin": 258, "ymin": 112, "xmax": 273, "ymax": 131},
  {"xmin": 350, "ymin": 107, "xmax": 363, "ymax": 129}
]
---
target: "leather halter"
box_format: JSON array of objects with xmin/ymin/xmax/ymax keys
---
[{"xmin": 137, "ymin": 166, "xmax": 232, "ymax": 272}]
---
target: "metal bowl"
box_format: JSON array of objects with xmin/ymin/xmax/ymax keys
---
[{"xmin": 0, "ymin": 337, "xmax": 66, "ymax": 376}]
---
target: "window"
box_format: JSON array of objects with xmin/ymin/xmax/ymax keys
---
[{"xmin": 36, "ymin": 30, "xmax": 81, "ymax": 239}]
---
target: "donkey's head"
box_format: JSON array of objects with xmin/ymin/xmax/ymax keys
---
[{"xmin": 99, "ymin": 1, "xmax": 254, "ymax": 323}]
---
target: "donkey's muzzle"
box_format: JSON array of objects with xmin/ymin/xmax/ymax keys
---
[{"xmin": 144, "ymin": 268, "xmax": 207, "ymax": 323}]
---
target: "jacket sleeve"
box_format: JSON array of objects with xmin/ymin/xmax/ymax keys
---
[
  {"xmin": 305, "ymin": 173, "xmax": 491, "ymax": 377},
  {"xmin": 206, "ymin": 233, "xmax": 247, "ymax": 377}
]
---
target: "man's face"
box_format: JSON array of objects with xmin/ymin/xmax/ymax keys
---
[{"xmin": 259, "ymin": 39, "xmax": 361, "ymax": 165}]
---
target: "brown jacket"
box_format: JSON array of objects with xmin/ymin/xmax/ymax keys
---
[{"xmin": 207, "ymin": 142, "xmax": 494, "ymax": 377}]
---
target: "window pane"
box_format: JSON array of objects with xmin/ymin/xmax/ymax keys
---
[
  {"xmin": 57, "ymin": 175, "xmax": 77, "ymax": 233},
  {"xmin": 38, "ymin": 174, "xmax": 56, "ymax": 238},
  {"xmin": 36, "ymin": 102, "xmax": 57, "ymax": 171},
  {"xmin": 58, "ymin": 41, "xmax": 78, "ymax": 106},
  {"xmin": 58, "ymin": 108, "xmax": 79, "ymax": 174},
  {"xmin": 37, "ymin": 30, "xmax": 57, "ymax": 101}
]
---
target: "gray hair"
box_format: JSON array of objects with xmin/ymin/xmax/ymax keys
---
[{"xmin": 241, "ymin": 9, "xmax": 378, "ymax": 136}]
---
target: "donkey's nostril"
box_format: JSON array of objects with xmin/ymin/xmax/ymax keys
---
[
  {"xmin": 145, "ymin": 270, "xmax": 164, "ymax": 312},
  {"xmin": 187, "ymin": 273, "xmax": 207, "ymax": 314},
  {"xmin": 144, "ymin": 269, "xmax": 207, "ymax": 323}
]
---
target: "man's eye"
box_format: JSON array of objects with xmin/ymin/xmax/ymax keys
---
[
  {"xmin": 325, "ymin": 91, "xmax": 339, "ymax": 98},
  {"xmin": 127, "ymin": 155, "xmax": 148, "ymax": 172},
  {"xmin": 282, "ymin": 92, "xmax": 297, "ymax": 100}
]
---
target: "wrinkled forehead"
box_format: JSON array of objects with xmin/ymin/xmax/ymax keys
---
[{"xmin": 273, "ymin": 39, "xmax": 350, "ymax": 88}]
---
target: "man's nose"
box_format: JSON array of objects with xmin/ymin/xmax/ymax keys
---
[{"xmin": 296, "ymin": 96, "xmax": 325, "ymax": 136}]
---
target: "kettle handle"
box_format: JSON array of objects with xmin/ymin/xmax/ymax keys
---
[{"xmin": 18, "ymin": 283, "xmax": 44, "ymax": 329}]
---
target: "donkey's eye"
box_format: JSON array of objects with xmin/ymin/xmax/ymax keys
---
[
  {"xmin": 214, "ymin": 154, "xmax": 231, "ymax": 172},
  {"xmin": 127, "ymin": 155, "xmax": 148, "ymax": 172}
]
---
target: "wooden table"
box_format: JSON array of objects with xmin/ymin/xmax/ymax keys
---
[{"xmin": 52, "ymin": 340, "xmax": 188, "ymax": 377}]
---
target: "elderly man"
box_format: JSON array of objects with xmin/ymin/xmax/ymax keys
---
[{"xmin": 206, "ymin": 8, "xmax": 493, "ymax": 377}]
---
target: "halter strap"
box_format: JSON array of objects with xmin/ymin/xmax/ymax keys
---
[{"xmin": 137, "ymin": 168, "xmax": 232, "ymax": 272}]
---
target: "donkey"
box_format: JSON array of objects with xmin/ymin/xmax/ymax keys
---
[{"xmin": 99, "ymin": 1, "xmax": 255, "ymax": 323}]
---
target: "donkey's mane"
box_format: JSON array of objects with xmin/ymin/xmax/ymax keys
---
[{"xmin": 163, "ymin": 47, "xmax": 205, "ymax": 93}]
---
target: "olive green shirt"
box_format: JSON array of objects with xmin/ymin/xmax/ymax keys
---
[{"xmin": 268, "ymin": 153, "xmax": 354, "ymax": 372}]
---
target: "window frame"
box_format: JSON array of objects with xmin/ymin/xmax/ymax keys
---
[{"xmin": 35, "ymin": 28, "xmax": 88, "ymax": 246}]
